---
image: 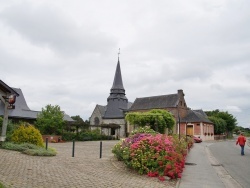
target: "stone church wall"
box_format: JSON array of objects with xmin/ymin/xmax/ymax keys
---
[{"xmin": 103, "ymin": 119, "xmax": 126, "ymax": 137}]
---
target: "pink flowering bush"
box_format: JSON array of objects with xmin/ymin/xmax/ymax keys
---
[{"xmin": 112, "ymin": 130, "xmax": 191, "ymax": 180}]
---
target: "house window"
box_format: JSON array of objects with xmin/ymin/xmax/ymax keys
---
[{"xmin": 94, "ymin": 117, "xmax": 100, "ymax": 125}]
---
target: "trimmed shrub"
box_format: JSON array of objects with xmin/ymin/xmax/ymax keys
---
[
  {"xmin": 1, "ymin": 142, "xmax": 56, "ymax": 156},
  {"xmin": 11, "ymin": 123, "xmax": 44, "ymax": 147}
]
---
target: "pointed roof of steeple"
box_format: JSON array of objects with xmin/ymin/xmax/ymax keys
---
[
  {"xmin": 103, "ymin": 57, "xmax": 128, "ymax": 119},
  {"xmin": 111, "ymin": 58, "xmax": 124, "ymax": 90}
]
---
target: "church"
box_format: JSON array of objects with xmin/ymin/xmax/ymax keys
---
[
  {"xmin": 89, "ymin": 58, "xmax": 132, "ymax": 138},
  {"xmin": 89, "ymin": 57, "xmax": 214, "ymax": 141}
]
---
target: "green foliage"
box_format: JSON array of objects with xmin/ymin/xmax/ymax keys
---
[
  {"xmin": 1, "ymin": 142, "xmax": 56, "ymax": 156},
  {"xmin": 112, "ymin": 133, "xmax": 187, "ymax": 179},
  {"xmin": 125, "ymin": 109, "xmax": 175, "ymax": 134},
  {"xmin": 61, "ymin": 129, "xmax": 115, "ymax": 141},
  {"xmin": 22, "ymin": 147, "xmax": 56, "ymax": 156},
  {"xmin": 71, "ymin": 115, "xmax": 89, "ymax": 133},
  {"xmin": 131, "ymin": 126, "xmax": 157, "ymax": 135},
  {"xmin": 35, "ymin": 104, "xmax": 65, "ymax": 135},
  {"xmin": 6, "ymin": 120, "xmax": 23, "ymax": 141},
  {"xmin": 206, "ymin": 109, "xmax": 237, "ymax": 133},
  {"xmin": 208, "ymin": 116, "xmax": 226, "ymax": 134},
  {"xmin": 11, "ymin": 123, "xmax": 44, "ymax": 147},
  {"xmin": 0, "ymin": 181, "xmax": 5, "ymax": 188},
  {"xmin": 62, "ymin": 132, "xmax": 76, "ymax": 141},
  {"xmin": 2, "ymin": 142, "xmax": 39, "ymax": 151},
  {"xmin": 234, "ymin": 126, "xmax": 250, "ymax": 136}
]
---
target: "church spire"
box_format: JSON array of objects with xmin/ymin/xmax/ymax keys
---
[
  {"xmin": 111, "ymin": 59, "xmax": 125, "ymax": 91},
  {"xmin": 103, "ymin": 54, "xmax": 128, "ymax": 119}
]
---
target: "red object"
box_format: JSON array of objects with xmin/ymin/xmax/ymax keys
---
[
  {"xmin": 8, "ymin": 95, "xmax": 16, "ymax": 104},
  {"xmin": 193, "ymin": 136, "xmax": 202, "ymax": 143},
  {"xmin": 236, "ymin": 135, "xmax": 246, "ymax": 146}
]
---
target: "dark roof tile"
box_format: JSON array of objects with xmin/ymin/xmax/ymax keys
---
[{"xmin": 129, "ymin": 94, "xmax": 178, "ymax": 111}]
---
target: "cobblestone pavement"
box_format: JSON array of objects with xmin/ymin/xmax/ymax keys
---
[{"xmin": 0, "ymin": 141, "xmax": 177, "ymax": 188}]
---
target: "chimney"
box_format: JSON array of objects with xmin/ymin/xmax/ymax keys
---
[{"xmin": 178, "ymin": 89, "xmax": 184, "ymax": 97}]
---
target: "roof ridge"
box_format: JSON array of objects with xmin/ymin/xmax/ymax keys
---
[{"xmin": 136, "ymin": 93, "xmax": 176, "ymax": 99}]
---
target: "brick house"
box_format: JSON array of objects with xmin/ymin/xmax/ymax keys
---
[{"xmin": 129, "ymin": 90, "xmax": 214, "ymax": 141}]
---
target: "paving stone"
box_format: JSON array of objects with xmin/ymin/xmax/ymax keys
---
[{"xmin": 0, "ymin": 141, "xmax": 177, "ymax": 188}]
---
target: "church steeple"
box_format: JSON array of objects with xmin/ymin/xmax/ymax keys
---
[
  {"xmin": 111, "ymin": 59, "xmax": 125, "ymax": 92},
  {"xmin": 103, "ymin": 57, "xmax": 128, "ymax": 119}
]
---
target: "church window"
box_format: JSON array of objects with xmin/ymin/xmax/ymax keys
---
[{"xmin": 94, "ymin": 117, "xmax": 100, "ymax": 125}]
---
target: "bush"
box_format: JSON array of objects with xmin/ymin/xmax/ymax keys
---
[
  {"xmin": 1, "ymin": 142, "xmax": 56, "ymax": 156},
  {"xmin": 112, "ymin": 133, "xmax": 187, "ymax": 180},
  {"xmin": 3, "ymin": 120, "xmax": 19, "ymax": 142},
  {"xmin": 11, "ymin": 123, "xmax": 44, "ymax": 147},
  {"xmin": 131, "ymin": 126, "xmax": 157, "ymax": 135},
  {"xmin": 62, "ymin": 132, "xmax": 76, "ymax": 141}
]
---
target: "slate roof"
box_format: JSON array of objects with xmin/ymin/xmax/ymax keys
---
[
  {"xmin": 111, "ymin": 59, "xmax": 125, "ymax": 91},
  {"xmin": 0, "ymin": 87, "xmax": 74, "ymax": 122},
  {"xmin": 129, "ymin": 94, "xmax": 179, "ymax": 111},
  {"xmin": 98, "ymin": 102, "xmax": 133, "ymax": 118},
  {"xmin": 104, "ymin": 59, "xmax": 128, "ymax": 119},
  {"xmin": 181, "ymin": 109, "xmax": 213, "ymax": 123},
  {"xmin": 96, "ymin": 105, "xmax": 106, "ymax": 117},
  {"xmin": 0, "ymin": 80, "xmax": 19, "ymax": 96}
]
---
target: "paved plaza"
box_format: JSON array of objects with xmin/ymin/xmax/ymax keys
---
[{"xmin": 0, "ymin": 141, "xmax": 177, "ymax": 188}]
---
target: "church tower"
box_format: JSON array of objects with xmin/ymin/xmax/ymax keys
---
[{"xmin": 103, "ymin": 58, "xmax": 128, "ymax": 118}]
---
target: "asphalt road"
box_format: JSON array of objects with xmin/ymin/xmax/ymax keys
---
[{"xmin": 208, "ymin": 139, "xmax": 250, "ymax": 188}]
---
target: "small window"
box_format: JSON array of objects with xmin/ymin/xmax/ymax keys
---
[{"xmin": 94, "ymin": 117, "xmax": 100, "ymax": 125}]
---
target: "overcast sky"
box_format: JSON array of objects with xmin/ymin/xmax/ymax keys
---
[{"xmin": 1, "ymin": 0, "xmax": 250, "ymax": 128}]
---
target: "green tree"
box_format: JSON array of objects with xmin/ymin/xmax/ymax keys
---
[
  {"xmin": 208, "ymin": 116, "xmax": 226, "ymax": 134},
  {"xmin": 35, "ymin": 104, "xmax": 65, "ymax": 135},
  {"xmin": 125, "ymin": 109, "xmax": 175, "ymax": 134},
  {"xmin": 71, "ymin": 115, "xmax": 89, "ymax": 133},
  {"xmin": 206, "ymin": 109, "xmax": 237, "ymax": 135}
]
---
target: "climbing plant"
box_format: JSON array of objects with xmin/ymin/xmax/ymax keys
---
[{"xmin": 125, "ymin": 109, "xmax": 175, "ymax": 133}]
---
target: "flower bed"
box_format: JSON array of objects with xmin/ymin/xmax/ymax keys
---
[{"xmin": 112, "ymin": 131, "xmax": 193, "ymax": 181}]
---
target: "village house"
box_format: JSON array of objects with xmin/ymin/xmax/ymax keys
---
[{"xmin": 129, "ymin": 91, "xmax": 214, "ymax": 141}]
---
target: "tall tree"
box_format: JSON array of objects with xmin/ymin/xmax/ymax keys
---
[
  {"xmin": 35, "ymin": 104, "xmax": 65, "ymax": 135},
  {"xmin": 206, "ymin": 109, "xmax": 237, "ymax": 134},
  {"xmin": 208, "ymin": 116, "xmax": 226, "ymax": 134},
  {"xmin": 125, "ymin": 109, "xmax": 175, "ymax": 134}
]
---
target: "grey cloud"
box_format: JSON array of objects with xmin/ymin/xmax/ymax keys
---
[{"xmin": 0, "ymin": 3, "xmax": 116, "ymax": 56}]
